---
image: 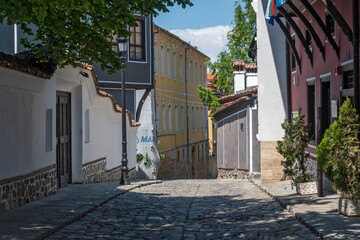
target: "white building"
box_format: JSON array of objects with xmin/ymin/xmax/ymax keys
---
[
  {"xmin": 0, "ymin": 53, "xmax": 140, "ymax": 213},
  {"xmin": 253, "ymin": 0, "xmax": 288, "ymax": 183}
]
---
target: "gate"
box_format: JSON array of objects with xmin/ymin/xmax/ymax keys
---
[{"xmin": 56, "ymin": 91, "xmax": 72, "ymax": 188}]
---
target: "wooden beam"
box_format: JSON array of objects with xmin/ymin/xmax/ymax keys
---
[
  {"xmin": 321, "ymin": 0, "xmax": 353, "ymax": 44},
  {"xmin": 298, "ymin": 0, "xmax": 339, "ymax": 58},
  {"xmin": 287, "ymin": 0, "xmax": 325, "ymax": 61},
  {"xmin": 278, "ymin": 7, "xmax": 313, "ymax": 66},
  {"xmin": 275, "ymin": 16, "xmax": 302, "ymax": 73}
]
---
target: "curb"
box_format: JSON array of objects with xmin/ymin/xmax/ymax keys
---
[
  {"xmin": 34, "ymin": 180, "xmax": 162, "ymax": 240},
  {"xmin": 250, "ymin": 180, "xmax": 325, "ymax": 240}
]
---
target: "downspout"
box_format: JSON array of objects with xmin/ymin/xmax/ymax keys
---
[
  {"xmin": 185, "ymin": 45, "xmax": 190, "ymax": 179},
  {"xmin": 353, "ymin": 0, "xmax": 359, "ymax": 112}
]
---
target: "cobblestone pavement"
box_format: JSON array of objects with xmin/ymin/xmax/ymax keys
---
[{"xmin": 46, "ymin": 179, "xmax": 318, "ymax": 239}]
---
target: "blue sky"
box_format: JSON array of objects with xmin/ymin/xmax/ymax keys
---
[
  {"xmin": 155, "ymin": 0, "xmax": 237, "ymax": 30},
  {"xmin": 154, "ymin": 0, "xmax": 241, "ymax": 61}
]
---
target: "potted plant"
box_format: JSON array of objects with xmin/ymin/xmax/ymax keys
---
[
  {"xmin": 277, "ymin": 107, "xmax": 316, "ymax": 195},
  {"xmin": 317, "ymin": 98, "xmax": 360, "ymax": 216}
]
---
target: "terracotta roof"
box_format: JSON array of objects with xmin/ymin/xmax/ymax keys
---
[
  {"xmin": 78, "ymin": 63, "xmax": 141, "ymax": 127},
  {"xmin": 213, "ymin": 88, "xmax": 258, "ymax": 118},
  {"xmin": 218, "ymin": 88, "xmax": 257, "ymax": 104},
  {"xmin": 232, "ymin": 59, "xmax": 257, "ymax": 72},
  {"xmin": 0, "ymin": 51, "xmax": 57, "ymax": 79},
  {"xmin": 207, "ymin": 73, "xmax": 216, "ymax": 81}
]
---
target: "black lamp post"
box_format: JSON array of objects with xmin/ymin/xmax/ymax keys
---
[{"xmin": 117, "ymin": 36, "xmax": 130, "ymax": 185}]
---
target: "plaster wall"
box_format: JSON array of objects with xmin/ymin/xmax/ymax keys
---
[
  {"xmin": 247, "ymin": 73, "xmax": 258, "ymax": 89},
  {"xmin": 0, "ymin": 67, "xmax": 56, "ymax": 180},
  {"xmin": 234, "ymin": 71, "xmax": 245, "ymax": 93},
  {"xmin": 257, "ymin": 0, "xmax": 287, "ymax": 142}
]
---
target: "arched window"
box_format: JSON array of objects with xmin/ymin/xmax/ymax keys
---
[
  {"xmin": 154, "ymin": 41, "xmax": 158, "ymax": 75},
  {"xmin": 168, "ymin": 104, "xmax": 172, "ymax": 133},
  {"xmin": 161, "ymin": 45, "xmax": 165, "ymax": 76},
  {"xmin": 167, "ymin": 47, "xmax": 171, "ymax": 78},
  {"xmin": 173, "ymin": 50, "xmax": 177, "ymax": 80}
]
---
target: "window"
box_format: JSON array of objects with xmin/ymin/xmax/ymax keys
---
[
  {"xmin": 343, "ymin": 70, "xmax": 354, "ymax": 89},
  {"xmin": 154, "ymin": 41, "xmax": 158, "ymax": 75},
  {"xmin": 173, "ymin": 51, "xmax": 177, "ymax": 80},
  {"xmin": 191, "ymin": 60, "xmax": 193, "ymax": 84},
  {"xmin": 192, "ymin": 106, "xmax": 195, "ymax": 131},
  {"xmin": 197, "ymin": 106, "xmax": 199, "ymax": 129},
  {"xmin": 305, "ymin": 29, "xmax": 312, "ymax": 50},
  {"xmin": 156, "ymin": 101, "xmax": 159, "ymax": 135},
  {"xmin": 129, "ymin": 18, "xmax": 145, "ymax": 61},
  {"xmin": 204, "ymin": 67, "xmax": 207, "ymax": 86},
  {"xmin": 175, "ymin": 104, "xmax": 178, "ymax": 134},
  {"xmin": 195, "ymin": 62, "xmax": 198, "ymax": 85},
  {"xmin": 307, "ymin": 82, "xmax": 316, "ymax": 142},
  {"xmin": 168, "ymin": 104, "xmax": 172, "ymax": 133},
  {"xmin": 200, "ymin": 65, "xmax": 202, "ymax": 86},
  {"xmin": 46, "ymin": 109, "xmax": 53, "ymax": 152},
  {"xmin": 161, "ymin": 45, "xmax": 165, "ymax": 76},
  {"xmin": 162, "ymin": 102, "xmax": 166, "ymax": 134},
  {"xmin": 200, "ymin": 107, "xmax": 203, "ymax": 129},
  {"xmin": 167, "ymin": 47, "xmax": 171, "ymax": 78},
  {"xmin": 325, "ymin": 12, "xmax": 335, "ymax": 38},
  {"xmin": 291, "ymin": 34, "xmax": 296, "ymax": 72},
  {"xmin": 85, "ymin": 109, "xmax": 90, "ymax": 143},
  {"xmin": 180, "ymin": 54, "xmax": 183, "ymax": 82},
  {"xmin": 181, "ymin": 105, "xmax": 184, "ymax": 133}
]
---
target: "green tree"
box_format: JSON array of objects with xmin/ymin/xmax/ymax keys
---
[
  {"xmin": 201, "ymin": 0, "xmax": 256, "ymax": 110},
  {"xmin": 0, "ymin": 0, "xmax": 193, "ymax": 73},
  {"xmin": 317, "ymin": 98, "xmax": 360, "ymax": 200},
  {"xmin": 197, "ymin": 85, "xmax": 221, "ymax": 116},
  {"xmin": 277, "ymin": 107, "xmax": 313, "ymax": 184}
]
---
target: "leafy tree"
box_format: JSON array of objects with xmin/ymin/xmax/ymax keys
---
[
  {"xmin": 317, "ymin": 98, "xmax": 360, "ymax": 200},
  {"xmin": 201, "ymin": 0, "xmax": 256, "ymax": 111},
  {"xmin": 227, "ymin": 0, "xmax": 256, "ymax": 60},
  {"xmin": 277, "ymin": 107, "xmax": 313, "ymax": 184},
  {"xmin": 197, "ymin": 85, "xmax": 221, "ymax": 116},
  {"xmin": 0, "ymin": 0, "xmax": 193, "ymax": 73}
]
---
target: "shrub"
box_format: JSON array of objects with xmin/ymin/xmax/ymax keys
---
[
  {"xmin": 136, "ymin": 153, "xmax": 144, "ymax": 164},
  {"xmin": 317, "ymin": 98, "xmax": 360, "ymax": 200},
  {"xmin": 277, "ymin": 107, "xmax": 313, "ymax": 184}
]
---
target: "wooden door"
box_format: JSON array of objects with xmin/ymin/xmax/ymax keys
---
[{"xmin": 56, "ymin": 91, "xmax": 72, "ymax": 188}]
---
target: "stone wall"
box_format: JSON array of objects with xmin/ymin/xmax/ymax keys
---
[
  {"xmin": 157, "ymin": 141, "xmax": 208, "ymax": 179},
  {"xmin": 261, "ymin": 141, "xmax": 284, "ymax": 183},
  {"xmin": 82, "ymin": 158, "xmax": 107, "ymax": 184},
  {"xmin": 217, "ymin": 169, "xmax": 249, "ymax": 179},
  {"xmin": 83, "ymin": 158, "xmax": 137, "ymax": 184},
  {"xmin": 0, "ymin": 165, "xmax": 56, "ymax": 213}
]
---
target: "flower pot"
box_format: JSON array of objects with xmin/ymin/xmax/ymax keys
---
[
  {"xmin": 338, "ymin": 198, "xmax": 360, "ymax": 217},
  {"xmin": 295, "ymin": 181, "xmax": 317, "ymax": 195}
]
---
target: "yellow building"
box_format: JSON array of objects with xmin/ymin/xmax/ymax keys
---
[{"xmin": 153, "ymin": 24, "xmax": 209, "ymax": 179}]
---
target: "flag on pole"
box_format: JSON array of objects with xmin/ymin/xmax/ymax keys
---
[{"xmin": 265, "ymin": 0, "xmax": 287, "ymax": 25}]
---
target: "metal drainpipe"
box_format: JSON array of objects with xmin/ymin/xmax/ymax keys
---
[
  {"xmin": 353, "ymin": 0, "xmax": 359, "ymax": 112},
  {"xmin": 185, "ymin": 45, "xmax": 190, "ymax": 179}
]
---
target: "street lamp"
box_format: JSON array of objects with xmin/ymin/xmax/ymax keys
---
[{"xmin": 117, "ymin": 36, "xmax": 130, "ymax": 185}]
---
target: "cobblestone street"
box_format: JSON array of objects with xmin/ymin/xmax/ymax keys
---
[{"xmin": 46, "ymin": 179, "xmax": 317, "ymax": 239}]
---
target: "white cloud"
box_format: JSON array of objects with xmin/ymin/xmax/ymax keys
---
[{"xmin": 169, "ymin": 25, "xmax": 231, "ymax": 62}]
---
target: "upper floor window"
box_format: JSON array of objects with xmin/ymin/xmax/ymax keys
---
[
  {"xmin": 191, "ymin": 60, "xmax": 193, "ymax": 84},
  {"xmin": 173, "ymin": 51, "xmax": 177, "ymax": 80},
  {"xmin": 167, "ymin": 47, "xmax": 171, "ymax": 78},
  {"xmin": 200, "ymin": 107, "xmax": 203, "ymax": 129},
  {"xmin": 325, "ymin": 12, "xmax": 335, "ymax": 38},
  {"xmin": 162, "ymin": 102, "xmax": 166, "ymax": 134},
  {"xmin": 195, "ymin": 62, "xmax": 198, "ymax": 85},
  {"xmin": 181, "ymin": 105, "xmax": 184, "ymax": 132},
  {"xmin": 154, "ymin": 41, "xmax": 158, "ymax": 75},
  {"xmin": 129, "ymin": 18, "xmax": 145, "ymax": 61},
  {"xmin": 200, "ymin": 65, "xmax": 202, "ymax": 86},
  {"xmin": 180, "ymin": 54, "xmax": 183, "ymax": 82},
  {"xmin": 291, "ymin": 34, "xmax": 296, "ymax": 72},
  {"xmin": 343, "ymin": 70, "xmax": 354, "ymax": 89},
  {"xmin": 175, "ymin": 104, "xmax": 178, "ymax": 134},
  {"xmin": 204, "ymin": 67, "xmax": 207, "ymax": 86},
  {"xmin": 168, "ymin": 104, "xmax": 172, "ymax": 133},
  {"xmin": 161, "ymin": 45, "xmax": 165, "ymax": 76},
  {"xmin": 192, "ymin": 106, "xmax": 195, "ymax": 131}
]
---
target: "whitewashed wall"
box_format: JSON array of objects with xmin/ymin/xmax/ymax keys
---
[
  {"xmin": 257, "ymin": 0, "xmax": 287, "ymax": 141},
  {"xmin": 0, "ymin": 67, "xmax": 56, "ymax": 180}
]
